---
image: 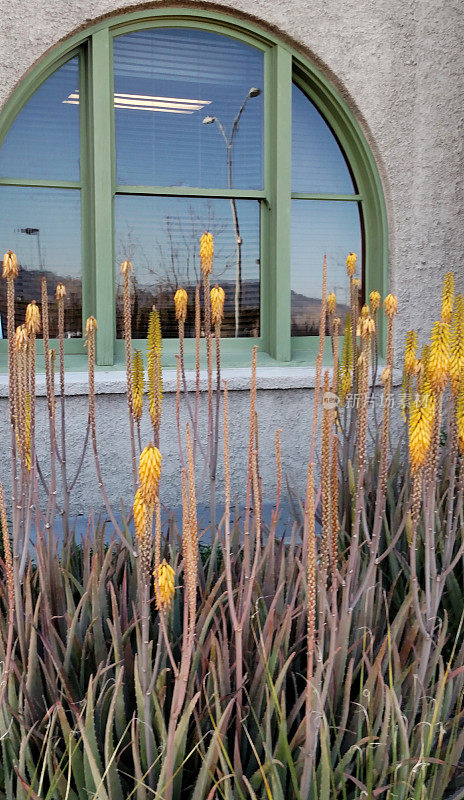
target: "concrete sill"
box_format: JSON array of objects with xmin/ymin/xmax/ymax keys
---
[{"xmin": 0, "ymin": 365, "xmax": 401, "ymax": 397}]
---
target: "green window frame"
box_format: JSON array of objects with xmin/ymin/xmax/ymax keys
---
[{"xmin": 0, "ymin": 7, "xmax": 388, "ymax": 368}]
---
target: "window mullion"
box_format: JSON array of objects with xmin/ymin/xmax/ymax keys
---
[
  {"xmin": 90, "ymin": 29, "xmax": 114, "ymax": 365},
  {"xmin": 265, "ymin": 44, "xmax": 292, "ymax": 361}
]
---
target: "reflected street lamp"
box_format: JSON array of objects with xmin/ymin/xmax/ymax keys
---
[
  {"xmin": 203, "ymin": 87, "xmax": 261, "ymax": 337},
  {"xmin": 20, "ymin": 226, "xmax": 43, "ymax": 271}
]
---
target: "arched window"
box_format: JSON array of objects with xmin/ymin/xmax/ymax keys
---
[{"xmin": 0, "ymin": 10, "xmax": 387, "ymax": 365}]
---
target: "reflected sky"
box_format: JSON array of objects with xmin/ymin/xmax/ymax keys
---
[
  {"xmin": 114, "ymin": 29, "xmax": 264, "ymax": 189},
  {"xmin": 291, "ymin": 200, "xmax": 362, "ymax": 335},
  {"xmin": 0, "ymin": 58, "xmax": 80, "ymax": 182},
  {"xmin": 0, "ymin": 187, "xmax": 82, "ymax": 337},
  {"xmin": 292, "ymin": 83, "xmax": 355, "ymax": 194}
]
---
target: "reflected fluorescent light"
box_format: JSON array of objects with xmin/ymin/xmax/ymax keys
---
[{"xmin": 63, "ymin": 91, "xmax": 211, "ymax": 114}]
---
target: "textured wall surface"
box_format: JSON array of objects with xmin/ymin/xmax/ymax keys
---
[
  {"xmin": 0, "ymin": 384, "xmax": 318, "ymax": 514},
  {"xmin": 0, "ymin": 0, "xmax": 462, "ymax": 511}
]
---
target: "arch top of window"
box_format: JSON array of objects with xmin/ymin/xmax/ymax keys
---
[{"xmin": 0, "ymin": 7, "xmax": 388, "ymax": 366}]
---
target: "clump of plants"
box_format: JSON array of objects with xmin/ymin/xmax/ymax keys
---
[{"xmin": 0, "ymin": 240, "xmax": 464, "ymax": 800}]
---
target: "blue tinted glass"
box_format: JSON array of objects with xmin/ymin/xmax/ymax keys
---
[
  {"xmin": 114, "ymin": 29, "xmax": 263, "ymax": 189},
  {"xmin": 0, "ymin": 187, "xmax": 82, "ymax": 338},
  {"xmin": 291, "ymin": 200, "xmax": 362, "ymax": 335},
  {"xmin": 114, "ymin": 195, "xmax": 260, "ymax": 338},
  {"xmin": 292, "ymin": 84, "xmax": 355, "ymax": 194},
  {"xmin": 0, "ymin": 58, "xmax": 80, "ymax": 182}
]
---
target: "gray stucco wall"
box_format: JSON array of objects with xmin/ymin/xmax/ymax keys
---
[{"xmin": 0, "ymin": 0, "xmax": 462, "ymax": 512}]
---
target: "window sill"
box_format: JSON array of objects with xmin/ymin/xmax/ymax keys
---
[{"xmin": 0, "ymin": 364, "xmax": 401, "ymax": 397}]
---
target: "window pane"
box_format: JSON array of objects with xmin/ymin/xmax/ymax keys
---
[
  {"xmin": 114, "ymin": 29, "xmax": 263, "ymax": 189},
  {"xmin": 0, "ymin": 58, "xmax": 80, "ymax": 182},
  {"xmin": 291, "ymin": 200, "xmax": 362, "ymax": 336},
  {"xmin": 115, "ymin": 195, "xmax": 260, "ymax": 338},
  {"xmin": 291, "ymin": 83, "xmax": 355, "ymax": 194},
  {"xmin": 0, "ymin": 187, "xmax": 82, "ymax": 338}
]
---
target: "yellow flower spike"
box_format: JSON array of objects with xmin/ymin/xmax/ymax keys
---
[
  {"xmin": 457, "ymin": 375, "xmax": 464, "ymax": 454},
  {"xmin": 429, "ymin": 320, "xmax": 450, "ymax": 394},
  {"xmin": 174, "ymin": 287, "xmax": 188, "ymax": 323},
  {"xmin": 120, "ymin": 259, "xmax": 133, "ymax": 275},
  {"xmin": 15, "ymin": 324, "xmax": 28, "ymax": 353},
  {"xmin": 132, "ymin": 349, "xmax": 144, "ymax": 422},
  {"xmin": 338, "ymin": 313, "xmax": 353, "ymax": 405},
  {"xmin": 133, "ymin": 488, "xmax": 148, "ymax": 540},
  {"xmin": 154, "ymin": 560, "xmax": 175, "ymax": 611},
  {"xmin": 210, "ymin": 284, "xmax": 225, "ymax": 325},
  {"xmin": 441, "ymin": 272, "xmax": 455, "ymax": 324},
  {"xmin": 346, "ymin": 252, "xmax": 357, "ymax": 278},
  {"xmin": 404, "ymin": 330, "xmax": 418, "ymax": 376},
  {"xmin": 384, "ymin": 294, "xmax": 398, "ymax": 317},
  {"xmin": 2, "ymin": 250, "xmax": 18, "ymax": 279},
  {"xmin": 138, "ymin": 443, "xmax": 162, "ymax": 504},
  {"xmin": 327, "ymin": 292, "xmax": 336, "ymax": 315},
  {"xmin": 25, "ymin": 300, "xmax": 41, "ymax": 336},
  {"xmin": 450, "ymin": 294, "xmax": 464, "ymax": 396},
  {"xmin": 147, "ymin": 308, "xmax": 162, "ymax": 428},
  {"xmin": 369, "ymin": 290, "xmax": 381, "ymax": 313},
  {"xmin": 352, "ymin": 277, "xmax": 361, "ymax": 290},
  {"xmin": 85, "ymin": 316, "xmax": 97, "ymax": 337},
  {"xmin": 409, "ymin": 391, "xmax": 434, "ymax": 472},
  {"xmin": 200, "ymin": 231, "xmax": 214, "ymax": 275},
  {"xmin": 55, "ymin": 283, "xmax": 67, "ymax": 300}
]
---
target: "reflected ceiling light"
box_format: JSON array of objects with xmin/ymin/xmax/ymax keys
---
[{"xmin": 63, "ymin": 91, "xmax": 211, "ymax": 114}]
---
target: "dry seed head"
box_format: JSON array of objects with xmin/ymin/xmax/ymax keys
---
[
  {"xmin": 200, "ymin": 231, "xmax": 214, "ymax": 275},
  {"xmin": 154, "ymin": 560, "xmax": 175, "ymax": 611},
  {"xmin": 384, "ymin": 293, "xmax": 398, "ymax": 317},
  {"xmin": 132, "ymin": 349, "xmax": 144, "ymax": 421},
  {"xmin": 210, "ymin": 284, "xmax": 225, "ymax": 325},
  {"xmin": 25, "ymin": 300, "xmax": 41, "ymax": 335},
  {"xmin": 15, "ymin": 324, "xmax": 28, "ymax": 353},
  {"xmin": 429, "ymin": 320, "xmax": 450, "ymax": 394},
  {"xmin": 138, "ymin": 444, "xmax": 161, "ymax": 504},
  {"xmin": 441, "ymin": 272, "xmax": 455, "ymax": 324},
  {"xmin": 174, "ymin": 287, "xmax": 188, "ymax": 322},
  {"xmin": 357, "ymin": 308, "xmax": 375, "ymax": 339},
  {"xmin": 450, "ymin": 294, "xmax": 464, "ymax": 396},
  {"xmin": 85, "ymin": 316, "xmax": 97, "ymax": 337},
  {"xmin": 346, "ymin": 252, "xmax": 357, "ymax": 278},
  {"xmin": 133, "ymin": 488, "xmax": 148, "ymax": 540},
  {"xmin": 120, "ymin": 259, "xmax": 133, "ymax": 275},
  {"xmin": 381, "ymin": 366, "xmax": 391, "ymax": 384},
  {"xmin": 55, "ymin": 283, "xmax": 67, "ymax": 300},
  {"xmin": 369, "ymin": 290, "xmax": 381, "ymax": 313},
  {"xmin": 327, "ymin": 292, "xmax": 336, "ymax": 315},
  {"xmin": 409, "ymin": 391, "xmax": 434, "ymax": 472},
  {"xmin": 2, "ymin": 250, "xmax": 18, "ymax": 279},
  {"xmin": 404, "ymin": 330, "xmax": 418, "ymax": 376}
]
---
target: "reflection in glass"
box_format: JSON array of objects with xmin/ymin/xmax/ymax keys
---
[
  {"xmin": 0, "ymin": 187, "xmax": 82, "ymax": 338},
  {"xmin": 0, "ymin": 58, "xmax": 80, "ymax": 182},
  {"xmin": 291, "ymin": 200, "xmax": 362, "ymax": 335},
  {"xmin": 114, "ymin": 29, "xmax": 263, "ymax": 189},
  {"xmin": 291, "ymin": 83, "xmax": 355, "ymax": 194},
  {"xmin": 115, "ymin": 195, "xmax": 260, "ymax": 338}
]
